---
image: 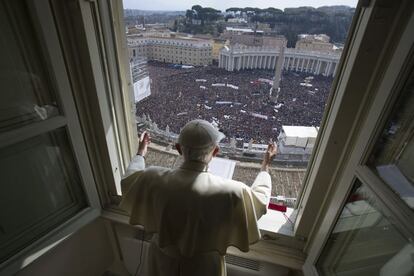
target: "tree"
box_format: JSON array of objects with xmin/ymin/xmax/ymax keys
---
[
  {"xmin": 185, "ymin": 5, "xmax": 221, "ymax": 26},
  {"xmin": 182, "ymin": 5, "xmax": 353, "ymax": 44},
  {"xmin": 185, "ymin": 9, "xmax": 194, "ymax": 23},
  {"xmin": 217, "ymin": 23, "xmax": 224, "ymax": 34},
  {"xmin": 226, "ymin": 7, "xmax": 242, "ymax": 13},
  {"xmin": 225, "ymin": 14, "xmax": 234, "ymax": 22},
  {"xmin": 263, "ymin": 7, "xmax": 283, "ymax": 14}
]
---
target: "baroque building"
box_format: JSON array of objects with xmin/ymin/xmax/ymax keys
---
[{"xmin": 128, "ymin": 36, "xmax": 213, "ymax": 66}]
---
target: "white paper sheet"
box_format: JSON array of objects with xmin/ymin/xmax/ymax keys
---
[{"xmin": 207, "ymin": 157, "xmax": 236, "ymax": 180}]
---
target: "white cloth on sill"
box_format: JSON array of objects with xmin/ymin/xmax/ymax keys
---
[{"xmin": 120, "ymin": 156, "xmax": 271, "ymax": 276}]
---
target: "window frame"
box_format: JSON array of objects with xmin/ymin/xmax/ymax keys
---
[
  {"xmin": 46, "ymin": 0, "xmax": 140, "ymax": 203},
  {"xmin": 292, "ymin": 1, "xmax": 369, "ymax": 240},
  {"xmin": 44, "ymin": 0, "xmax": 413, "ymax": 271},
  {"xmin": 88, "ymin": 0, "xmax": 371, "ymax": 264},
  {"xmin": 79, "ymin": 0, "xmax": 139, "ymax": 197},
  {"xmin": 294, "ymin": 0, "xmax": 414, "ymax": 239},
  {"xmin": 33, "ymin": 1, "xmax": 101, "ymax": 209},
  {"xmin": 81, "ymin": 0, "xmax": 312, "ymax": 267},
  {"xmin": 104, "ymin": 2, "xmax": 368, "ymax": 214},
  {"xmin": 302, "ymin": 1, "xmax": 414, "ymax": 274},
  {"xmin": 0, "ymin": 0, "xmax": 101, "ymax": 273}
]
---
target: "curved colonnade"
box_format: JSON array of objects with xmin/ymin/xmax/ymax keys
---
[{"xmin": 219, "ymin": 47, "xmax": 340, "ymax": 77}]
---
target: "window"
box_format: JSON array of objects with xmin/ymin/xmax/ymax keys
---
[
  {"xmin": 316, "ymin": 180, "xmax": 412, "ymax": 275},
  {"xmin": 314, "ymin": 60, "xmax": 414, "ymax": 275},
  {"xmin": 0, "ymin": 0, "xmax": 99, "ymax": 265},
  {"xmin": 367, "ymin": 81, "xmax": 414, "ymax": 210},
  {"xmin": 4, "ymin": 0, "xmax": 403, "ymax": 273},
  {"xmin": 121, "ymin": 0, "xmax": 356, "ymax": 235},
  {"xmin": 303, "ymin": 2, "xmax": 414, "ymax": 274},
  {"xmin": 0, "ymin": 129, "xmax": 86, "ymax": 262}
]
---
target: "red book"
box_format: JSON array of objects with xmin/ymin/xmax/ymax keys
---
[{"xmin": 268, "ymin": 203, "xmax": 287, "ymax": 213}]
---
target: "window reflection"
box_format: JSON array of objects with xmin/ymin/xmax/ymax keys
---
[
  {"xmin": 0, "ymin": 1, "xmax": 59, "ymax": 133},
  {"xmin": 317, "ymin": 180, "xmax": 412, "ymax": 276},
  {"xmin": 368, "ymin": 73, "xmax": 414, "ymax": 209},
  {"xmin": 0, "ymin": 128, "xmax": 86, "ymax": 262}
]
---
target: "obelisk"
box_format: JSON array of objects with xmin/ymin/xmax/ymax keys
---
[{"xmin": 271, "ymin": 44, "xmax": 285, "ymax": 103}]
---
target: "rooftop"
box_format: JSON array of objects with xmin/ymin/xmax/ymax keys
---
[
  {"xmin": 282, "ymin": 126, "xmax": 318, "ymax": 138},
  {"xmin": 225, "ymin": 27, "xmax": 264, "ymax": 33},
  {"xmin": 128, "ymin": 35, "xmax": 212, "ymax": 43}
]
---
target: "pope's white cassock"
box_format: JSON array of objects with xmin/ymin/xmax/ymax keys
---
[{"xmin": 120, "ymin": 155, "xmax": 272, "ymax": 276}]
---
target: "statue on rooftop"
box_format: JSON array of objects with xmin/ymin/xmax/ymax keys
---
[
  {"xmin": 230, "ymin": 137, "xmax": 237, "ymax": 149},
  {"xmin": 248, "ymin": 138, "xmax": 253, "ymax": 151}
]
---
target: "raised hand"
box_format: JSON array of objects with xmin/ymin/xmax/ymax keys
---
[
  {"xmin": 137, "ymin": 131, "xmax": 151, "ymax": 157},
  {"xmin": 261, "ymin": 142, "xmax": 277, "ymax": 171},
  {"xmin": 265, "ymin": 142, "xmax": 277, "ymax": 160}
]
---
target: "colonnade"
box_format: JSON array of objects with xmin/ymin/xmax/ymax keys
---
[{"xmin": 219, "ymin": 47, "xmax": 340, "ymax": 77}]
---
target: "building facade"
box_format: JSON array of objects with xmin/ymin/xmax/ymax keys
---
[
  {"xmin": 222, "ymin": 29, "xmax": 286, "ymax": 48},
  {"xmin": 295, "ymin": 34, "xmax": 335, "ymax": 52},
  {"xmin": 128, "ymin": 36, "xmax": 213, "ymax": 66},
  {"xmin": 211, "ymin": 38, "xmax": 228, "ymax": 62},
  {"xmin": 218, "ymin": 45, "xmax": 340, "ymax": 77}
]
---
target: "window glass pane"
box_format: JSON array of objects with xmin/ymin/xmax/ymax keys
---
[
  {"xmin": 367, "ymin": 72, "xmax": 414, "ymax": 209},
  {"xmin": 0, "ymin": 1, "xmax": 59, "ymax": 133},
  {"xmin": 316, "ymin": 180, "xmax": 412, "ymax": 276},
  {"xmin": 0, "ymin": 128, "xmax": 86, "ymax": 262}
]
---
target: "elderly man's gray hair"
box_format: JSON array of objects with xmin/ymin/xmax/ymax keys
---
[{"xmin": 180, "ymin": 144, "xmax": 216, "ymax": 163}]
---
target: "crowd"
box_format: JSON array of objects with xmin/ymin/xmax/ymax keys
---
[{"xmin": 137, "ymin": 61, "xmax": 333, "ymax": 144}]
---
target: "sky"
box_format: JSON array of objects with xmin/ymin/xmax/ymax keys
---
[{"xmin": 123, "ymin": 0, "xmax": 358, "ymax": 11}]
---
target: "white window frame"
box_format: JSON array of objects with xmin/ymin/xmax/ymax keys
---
[
  {"xmin": 293, "ymin": 0, "xmax": 414, "ymax": 239},
  {"xmin": 76, "ymin": 0, "xmax": 374, "ymax": 269},
  {"xmin": 50, "ymin": 0, "xmax": 139, "ymax": 201},
  {"xmin": 0, "ymin": 0, "xmax": 101, "ymax": 274},
  {"xmin": 76, "ymin": 0, "xmax": 310, "ymax": 268},
  {"xmin": 302, "ymin": 1, "xmax": 414, "ymax": 274},
  {"xmin": 33, "ymin": 0, "xmax": 412, "ymax": 272}
]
